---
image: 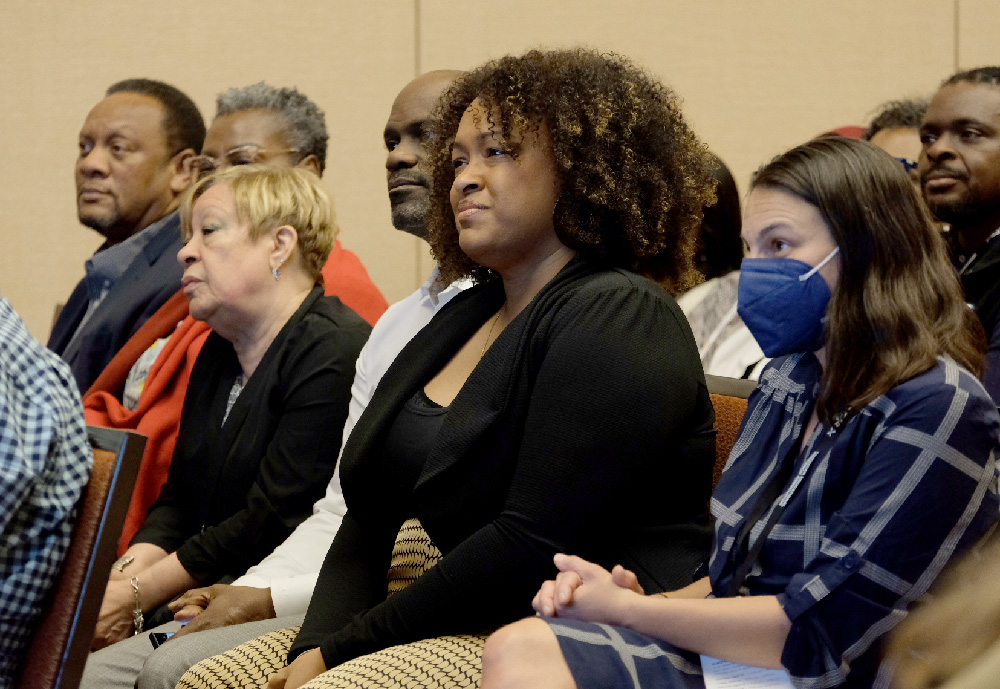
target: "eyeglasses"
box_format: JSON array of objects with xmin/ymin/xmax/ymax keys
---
[
  {"xmin": 190, "ymin": 144, "xmax": 301, "ymax": 178},
  {"xmin": 894, "ymin": 157, "xmax": 919, "ymax": 175}
]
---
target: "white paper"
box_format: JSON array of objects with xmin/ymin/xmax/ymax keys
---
[{"xmin": 700, "ymin": 655, "xmax": 795, "ymax": 689}]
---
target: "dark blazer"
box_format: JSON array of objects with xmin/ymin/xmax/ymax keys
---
[
  {"xmin": 47, "ymin": 212, "xmax": 184, "ymax": 391},
  {"xmin": 957, "ymin": 237, "xmax": 1000, "ymax": 402},
  {"xmin": 292, "ymin": 259, "xmax": 716, "ymax": 668},
  {"xmin": 131, "ymin": 287, "xmax": 371, "ymax": 583}
]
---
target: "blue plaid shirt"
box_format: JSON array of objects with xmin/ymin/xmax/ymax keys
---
[
  {"xmin": 710, "ymin": 353, "xmax": 1000, "ymax": 689},
  {"xmin": 0, "ymin": 297, "xmax": 91, "ymax": 685}
]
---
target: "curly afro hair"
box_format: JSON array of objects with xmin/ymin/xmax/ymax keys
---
[{"xmin": 425, "ymin": 48, "xmax": 717, "ymax": 292}]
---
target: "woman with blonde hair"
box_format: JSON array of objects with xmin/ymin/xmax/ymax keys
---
[
  {"xmin": 887, "ymin": 533, "xmax": 1000, "ymax": 689},
  {"xmin": 88, "ymin": 165, "xmax": 370, "ymax": 650}
]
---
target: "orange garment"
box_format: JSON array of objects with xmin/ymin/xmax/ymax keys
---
[
  {"xmin": 84, "ymin": 241, "xmax": 386, "ymax": 555},
  {"xmin": 322, "ymin": 240, "xmax": 388, "ymax": 326},
  {"xmin": 83, "ymin": 292, "xmax": 211, "ymax": 555}
]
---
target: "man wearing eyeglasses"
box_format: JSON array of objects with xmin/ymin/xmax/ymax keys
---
[
  {"xmin": 48, "ymin": 79, "xmax": 205, "ymax": 391},
  {"xmin": 920, "ymin": 66, "xmax": 1000, "ymax": 402},
  {"xmin": 191, "ymin": 82, "xmax": 387, "ymax": 324}
]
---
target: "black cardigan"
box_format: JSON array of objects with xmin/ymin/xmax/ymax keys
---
[
  {"xmin": 292, "ymin": 260, "xmax": 716, "ymax": 667},
  {"xmin": 132, "ymin": 287, "xmax": 371, "ymax": 583}
]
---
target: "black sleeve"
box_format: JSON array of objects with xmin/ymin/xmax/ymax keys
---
[
  {"xmin": 129, "ymin": 335, "xmax": 224, "ymax": 554},
  {"xmin": 175, "ymin": 324, "xmax": 369, "ymax": 582},
  {"xmin": 292, "ymin": 280, "xmax": 712, "ymax": 667},
  {"xmin": 292, "ymin": 510, "xmax": 400, "ymax": 654},
  {"xmin": 129, "ymin": 468, "xmax": 193, "ymax": 554}
]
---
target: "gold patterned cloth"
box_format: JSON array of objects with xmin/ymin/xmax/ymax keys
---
[{"xmin": 176, "ymin": 519, "xmax": 488, "ymax": 689}]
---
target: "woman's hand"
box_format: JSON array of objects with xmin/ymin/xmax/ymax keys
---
[
  {"xmin": 92, "ymin": 578, "xmax": 138, "ymax": 650},
  {"xmin": 532, "ymin": 554, "xmax": 641, "ymax": 625},
  {"xmin": 611, "ymin": 563, "xmax": 645, "ymax": 595},
  {"xmin": 267, "ymin": 648, "xmax": 327, "ymax": 689}
]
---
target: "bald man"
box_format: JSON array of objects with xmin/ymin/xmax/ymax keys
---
[{"xmin": 80, "ymin": 70, "xmax": 466, "ymax": 689}]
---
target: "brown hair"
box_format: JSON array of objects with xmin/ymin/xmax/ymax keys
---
[
  {"xmin": 751, "ymin": 137, "xmax": 985, "ymax": 423},
  {"xmin": 180, "ymin": 164, "xmax": 336, "ymax": 284},
  {"xmin": 425, "ymin": 47, "xmax": 717, "ymax": 291}
]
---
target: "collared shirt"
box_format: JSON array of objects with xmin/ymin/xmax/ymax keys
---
[
  {"xmin": 677, "ymin": 271, "xmax": 767, "ymax": 380},
  {"xmin": 944, "ymin": 224, "xmax": 1000, "ymax": 275},
  {"xmin": 62, "ymin": 213, "xmax": 175, "ymax": 362},
  {"xmin": 709, "ymin": 353, "xmax": 1000, "ymax": 689},
  {"xmin": 234, "ymin": 268, "xmax": 472, "ymax": 616},
  {"xmin": 0, "ymin": 297, "xmax": 91, "ymax": 683}
]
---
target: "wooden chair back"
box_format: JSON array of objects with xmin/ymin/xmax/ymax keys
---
[
  {"xmin": 16, "ymin": 427, "xmax": 145, "ymax": 689},
  {"xmin": 706, "ymin": 374, "xmax": 756, "ymax": 489}
]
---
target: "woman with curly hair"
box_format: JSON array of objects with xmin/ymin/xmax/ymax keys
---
[
  {"xmin": 177, "ymin": 48, "xmax": 718, "ymax": 689},
  {"xmin": 480, "ymin": 137, "xmax": 999, "ymax": 689}
]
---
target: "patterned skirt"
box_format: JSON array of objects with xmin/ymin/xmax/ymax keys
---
[
  {"xmin": 177, "ymin": 518, "xmax": 489, "ymax": 689},
  {"xmin": 547, "ymin": 618, "xmax": 706, "ymax": 689},
  {"xmin": 176, "ymin": 626, "xmax": 487, "ymax": 689}
]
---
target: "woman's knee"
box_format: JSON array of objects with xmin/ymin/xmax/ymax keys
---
[{"xmin": 482, "ymin": 617, "xmax": 570, "ymax": 689}]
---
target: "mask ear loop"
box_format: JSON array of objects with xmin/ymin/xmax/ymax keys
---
[{"xmin": 798, "ymin": 246, "xmax": 840, "ymax": 282}]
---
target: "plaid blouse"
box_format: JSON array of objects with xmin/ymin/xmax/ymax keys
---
[
  {"xmin": 710, "ymin": 353, "xmax": 1000, "ymax": 689},
  {"xmin": 0, "ymin": 297, "xmax": 91, "ymax": 683}
]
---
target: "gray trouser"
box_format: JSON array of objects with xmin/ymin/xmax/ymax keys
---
[{"xmin": 80, "ymin": 614, "xmax": 305, "ymax": 689}]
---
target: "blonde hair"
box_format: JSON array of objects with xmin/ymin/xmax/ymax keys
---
[
  {"xmin": 887, "ymin": 533, "xmax": 1000, "ymax": 689},
  {"xmin": 180, "ymin": 164, "xmax": 337, "ymax": 283}
]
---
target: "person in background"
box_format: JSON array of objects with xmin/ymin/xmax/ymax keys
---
[
  {"xmin": 87, "ymin": 166, "xmax": 369, "ymax": 653},
  {"xmin": 78, "ymin": 69, "xmax": 466, "ymax": 689},
  {"xmin": 677, "ymin": 155, "xmax": 766, "ymax": 379},
  {"xmin": 480, "ymin": 137, "xmax": 999, "ymax": 689},
  {"xmin": 49, "ymin": 78, "xmax": 204, "ymax": 391},
  {"xmin": 179, "ymin": 47, "xmax": 718, "ymax": 689},
  {"xmin": 920, "ymin": 65, "xmax": 1000, "ymax": 402},
  {"xmin": 1, "ymin": 296, "xmax": 92, "ymax": 686},
  {"xmin": 864, "ymin": 98, "xmax": 927, "ymax": 193},
  {"xmin": 194, "ymin": 82, "xmax": 388, "ymax": 324},
  {"xmin": 887, "ymin": 533, "xmax": 1000, "ymax": 689}
]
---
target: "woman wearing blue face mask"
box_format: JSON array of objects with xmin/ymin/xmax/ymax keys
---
[{"xmin": 479, "ymin": 137, "xmax": 1000, "ymax": 689}]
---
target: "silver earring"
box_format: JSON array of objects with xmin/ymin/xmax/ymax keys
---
[{"xmin": 272, "ymin": 267, "xmax": 281, "ymax": 281}]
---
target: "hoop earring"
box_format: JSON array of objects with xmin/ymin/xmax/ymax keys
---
[{"xmin": 272, "ymin": 267, "xmax": 281, "ymax": 281}]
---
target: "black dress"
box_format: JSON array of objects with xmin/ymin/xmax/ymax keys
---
[{"xmin": 292, "ymin": 260, "xmax": 717, "ymax": 669}]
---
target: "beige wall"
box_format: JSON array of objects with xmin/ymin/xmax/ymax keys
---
[{"xmin": 0, "ymin": 0, "xmax": 994, "ymax": 340}]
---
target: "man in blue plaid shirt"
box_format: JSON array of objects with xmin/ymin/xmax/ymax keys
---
[{"xmin": 0, "ymin": 296, "xmax": 92, "ymax": 685}]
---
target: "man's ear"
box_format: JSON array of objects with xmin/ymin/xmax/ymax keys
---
[
  {"xmin": 169, "ymin": 149, "xmax": 199, "ymax": 194},
  {"xmin": 295, "ymin": 154, "xmax": 322, "ymax": 177},
  {"xmin": 271, "ymin": 225, "xmax": 299, "ymax": 270}
]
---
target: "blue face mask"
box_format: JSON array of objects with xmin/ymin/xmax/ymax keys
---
[{"xmin": 737, "ymin": 247, "xmax": 839, "ymax": 357}]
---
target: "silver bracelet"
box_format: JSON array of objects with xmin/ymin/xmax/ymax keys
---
[
  {"xmin": 130, "ymin": 576, "xmax": 144, "ymax": 636},
  {"xmin": 113, "ymin": 555, "xmax": 135, "ymax": 572}
]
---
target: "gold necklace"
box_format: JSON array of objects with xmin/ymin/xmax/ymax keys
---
[{"xmin": 480, "ymin": 303, "xmax": 506, "ymax": 360}]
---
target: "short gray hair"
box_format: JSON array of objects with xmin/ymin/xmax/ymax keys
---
[{"xmin": 215, "ymin": 82, "xmax": 329, "ymax": 174}]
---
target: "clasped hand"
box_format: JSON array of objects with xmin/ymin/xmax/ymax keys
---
[
  {"xmin": 531, "ymin": 553, "xmax": 644, "ymax": 626},
  {"xmin": 168, "ymin": 584, "xmax": 276, "ymax": 639}
]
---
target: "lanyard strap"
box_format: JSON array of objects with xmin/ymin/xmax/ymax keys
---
[{"xmin": 725, "ymin": 436, "xmax": 821, "ymax": 597}]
